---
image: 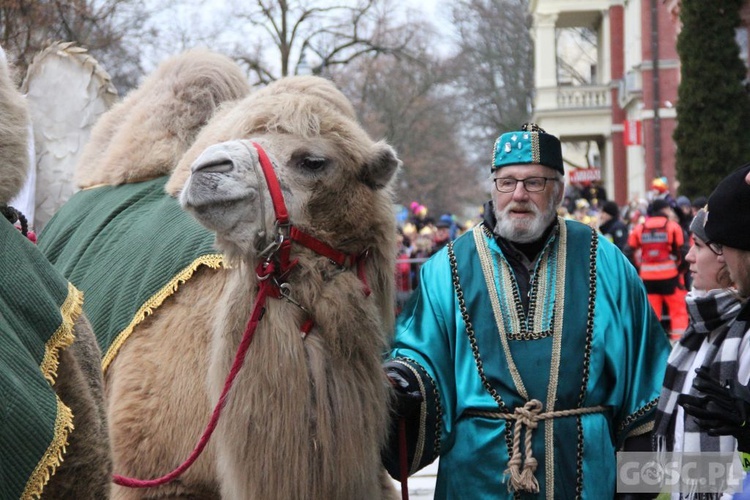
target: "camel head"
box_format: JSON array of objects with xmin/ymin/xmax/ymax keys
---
[
  {"xmin": 176, "ymin": 76, "xmax": 401, "ymax": 266},
  {"xmin": 180, "ymin": 140, "xmax": 276, "ymax": 254},
  {"xmin": 0, "ymin": 44, "xmax": 31, "ymax": 205}
]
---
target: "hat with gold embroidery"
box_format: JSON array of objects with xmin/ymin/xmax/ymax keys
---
[
  {"xmin": 704, "ymin": 162, "xmax": 750, "ymax": 251},
  {"xmin": 491, "ymin": 123, "xmax": 563, "ymax": 174}
]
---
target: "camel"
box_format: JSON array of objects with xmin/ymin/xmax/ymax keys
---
[
  {"xmin": 0, "ymin": 44, "xmax": 111, "ymax": 499},
  {"xmin": 38, "ymin": 48, "xmax": 401, "ymax": 498}
]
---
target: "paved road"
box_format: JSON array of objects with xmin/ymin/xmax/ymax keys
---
[{"xmin": 391, "ymin": 459, "xmax": 438, "ymax": 499}]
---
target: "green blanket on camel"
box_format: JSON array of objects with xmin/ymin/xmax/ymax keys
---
[
  {"xmin": 1, "ymin": 217, "xmax": 82, "ymax": 499},
  {"xmin": 38, "ymin": 176, "xmax": 224, "ymax": 372}
]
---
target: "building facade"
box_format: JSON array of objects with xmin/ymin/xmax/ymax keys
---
[{"xmin": 530, "ymin": 0, "xmax": 749, "ymax": 206}]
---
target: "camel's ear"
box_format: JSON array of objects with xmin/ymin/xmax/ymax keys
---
[{"xmin": 359, "ymin": 142, "xmax": 401, "ymax": 190}]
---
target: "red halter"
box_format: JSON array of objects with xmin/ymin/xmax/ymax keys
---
[
  {"xmin": 114, "ymin": 141, "xmax": 371, "ymax": 488},
  {"xmin": 252, "ymin": 142, "xmax": 370, "ymax": 298},
  {"xmin": 251, "ymin": 141, "xmax": 371, "ymax": 302}
]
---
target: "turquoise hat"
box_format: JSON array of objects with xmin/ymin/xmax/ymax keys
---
[{"xmin": 491, "ymin": 123, "xmax": 564, "ymax": 174}]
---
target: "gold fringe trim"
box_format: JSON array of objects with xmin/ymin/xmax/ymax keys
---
[
  {"xmin": 80, "ymin": 183, "xmax": 111, "ymax": 190},
  {"xmin": 23, "ymin": 282, "xmax": 81, "ymax": 498},
  {"xmin": 101, "ymin": 254, "xmax": 225, "ymax": 373},
  {"xmin": 41, "ymin": 283, "xmax": 82, "ymax": 385},
  {"xmin": 21, "ymin": 395, "xmax": 74, "ymax": 500}
]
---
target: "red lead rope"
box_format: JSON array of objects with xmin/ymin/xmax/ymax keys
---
[
  {"xmin": 113, "ymin": 265, "xmax": 275, "ymax": 487},
  {"xmin": 399, "ymin": 417, "xmax": 410, "ymax": 500}
]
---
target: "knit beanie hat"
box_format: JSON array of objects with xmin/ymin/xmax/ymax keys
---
[
  {"xmin": 676, "ymin": 195, "xmax": 691, "ymax": 208},
  {"xmin": 601, "ymin": 200, "xmax": 620, "ymax": 219},
  {"xmin": 689, "ymin": 208, "xmax": 708, "ymax": 243},
  {"xmin": 651, "ymin": 177, "xmax": 669, "ymax": 194},
  {"xmin": 704, "ymin": 163, "xmax": 750, "ymax": 251},
  {"xmin": 492, "ymin": 123, "xmax": 563, "ymax": 174}
]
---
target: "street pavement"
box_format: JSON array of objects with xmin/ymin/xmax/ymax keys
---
[{"xmin": 391, "ymin": 459, "xmax": 438, "ymax": 499}]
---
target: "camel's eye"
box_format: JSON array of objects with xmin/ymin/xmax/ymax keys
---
[{"xmin": 299, "ymin": 156, "xmax": 328, "ymax": 172}]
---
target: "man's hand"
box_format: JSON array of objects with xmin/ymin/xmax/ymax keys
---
[
  {"xmin": 384, "ymin": 362, "xmax": 423, "ymax": 420},
  {"xmin": 677, "ymin": 367, "xmax": 750, "ymax": 451}
]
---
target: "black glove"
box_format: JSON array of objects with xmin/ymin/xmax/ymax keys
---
[
  {"xmin": 382, "ymin": 361, "xmax": 424, "ymax": 480},
  {"xmin": 384, "ymin": 361, "xmax": 423, "ymax": 420},
  {"xmin": 677, "ymin": 366, "xmax": 750, "ymax": 451}
]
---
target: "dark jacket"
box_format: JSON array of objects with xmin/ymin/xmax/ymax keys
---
[{"xmin": 599, "ymin": 218, "xmax": 629, "ymax": 252}]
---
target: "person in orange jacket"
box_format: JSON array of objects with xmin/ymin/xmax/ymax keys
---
[{"xmin": 627, "ymin": 198, "xmax": 689, "ymax": 340}]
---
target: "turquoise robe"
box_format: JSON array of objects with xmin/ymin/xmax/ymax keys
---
[{"xmin": 388, "ymin": 219, "xmax": 670, "ymax": 499}]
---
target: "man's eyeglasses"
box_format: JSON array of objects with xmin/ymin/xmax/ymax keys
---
[
  {"xmin": 706, "ymin": 241, "xmax": 724, "ymax": 255},
  {"xmin": 494, "ymin": 176, "xmax": 558, "ymax": 193}
]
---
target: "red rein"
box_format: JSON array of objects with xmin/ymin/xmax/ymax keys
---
[
  {"xmin": 113, "ymin": 272, "xmax": 270, "ymax": 487},
  {"xmin": 113, "ymin": 141, "xmax": 371, "ymax": 488}
]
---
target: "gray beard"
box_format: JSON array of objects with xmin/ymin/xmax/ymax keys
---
[{"xmin": 493, "ymin": 201, "xmax": 558, "ymax": 244}]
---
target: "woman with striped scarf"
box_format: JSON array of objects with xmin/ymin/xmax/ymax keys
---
[
  {"xmin": 676, "ymin": 164, "xmax": 750, "ymax": 499},
  {"xmin": 653, "ymin": 207, "xmax": 746, "ymax": 499}
]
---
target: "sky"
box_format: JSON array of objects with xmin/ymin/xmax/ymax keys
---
[
  {"xmin": 139, "ymin": 0, "xmax": 456, "ymax": 74},
  {"xmin": 405, "ymin": 0, "xmax": 453, "ymax": 35},
  {"xmin": 400, "ymin": 0, "xmax": 456, "ymax": 58}
]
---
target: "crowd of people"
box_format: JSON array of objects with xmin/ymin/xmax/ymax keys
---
[
  {"xmin": 384, "ymin": 122, "xmax": 750, "ymax": 499},
  {"xmin": 394, "ymin": 208, "xmax": 475, "ymax": 313},
  {"xmin": 559, "ymin": 178, "xmax": 709, "ymax": 342}
]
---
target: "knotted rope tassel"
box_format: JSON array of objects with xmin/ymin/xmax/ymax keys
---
[
  {"xmin": 468, "ymin": 399, "xmax": 607, "ymax": 494},
  {"xmin": 505, "ymin": 399, "xmax": 543, "ymax": 493}
]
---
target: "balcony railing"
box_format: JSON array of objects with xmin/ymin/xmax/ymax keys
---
[{"xmin": 556, "ymin": 85, "xmax": 611, "ymax": 109}]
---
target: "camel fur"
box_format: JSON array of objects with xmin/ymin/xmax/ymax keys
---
[
  {"xmin": 75, "ymin": 48, "xmax": 250, "ymax": 188},
  {"xmin": 0, "ymin": 47, "xmax": 29, "ymax": 206},
  {"xmin": 0, "ymin": 44, "xmax": 112, "ymax": 499},
  {"xmin": 42, "ymin": 47, "xmax": 402, "ymax": 498}
]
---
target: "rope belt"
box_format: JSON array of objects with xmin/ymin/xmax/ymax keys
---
[{"xmin": 466, "ymin": 399, "xmax": 607, "ymax": 494}]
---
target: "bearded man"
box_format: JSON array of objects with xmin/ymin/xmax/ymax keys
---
[{"xmin": 383, "ymin": 124, "xmax": 671, "ymax": 499}]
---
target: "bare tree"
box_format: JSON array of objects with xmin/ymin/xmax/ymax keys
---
[
  {"xmin": 226, "ymin": 0, "xmax": 417, "ymax": 84},
  {"xmin": 1, "ymin": 0, "xmax": 429, "ymax": 90},
  {"xmin": 2, "ymin": 0, "xmax": 485, "ymax": 218},
  {"xmin": 0, "ymin": 0, "xmax": 163, "ymax": 91},
  {"xmin": 334, "ymin": 30, "xmax": 483, "ymax": 217},
  {"xmin": 449, "ymin": 0, "xmax": 534, "ymax": 167}
]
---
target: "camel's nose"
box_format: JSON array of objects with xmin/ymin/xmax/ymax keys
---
[
  {"xmin": 190, "ymin": 145, "xmax": 236, "ymax": 174},
  {"xmin": 192, "ymin": 158, "xmax": 233, "ymax": 174}
]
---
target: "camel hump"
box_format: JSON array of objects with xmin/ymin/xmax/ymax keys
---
[{"xmin": 74, "ymin": 48, "xmax": 250, "ymax": 190}]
